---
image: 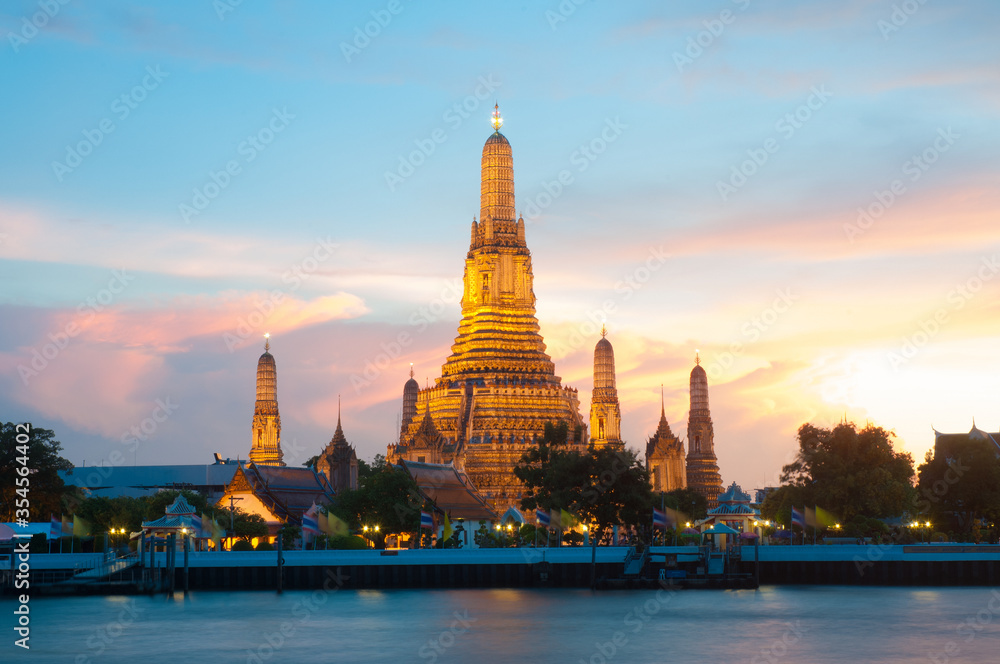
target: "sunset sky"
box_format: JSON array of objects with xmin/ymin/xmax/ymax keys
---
[{"xmin": 2, "ymin": 1, "xmax": 998, "ymax": 492}]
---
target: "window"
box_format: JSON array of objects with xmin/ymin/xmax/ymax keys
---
[{"xmin": 417, "ymin": 455, "xmax": 426, "ymax": 463}]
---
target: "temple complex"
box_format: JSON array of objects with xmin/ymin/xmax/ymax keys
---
[
  {"xmin": 387, "ymin": 105, "xmax": 586, "ymax": 511},
  {"xmin": 315, "ymin": 398, "xmax": 359, "ymax": 492},
  {"xmin": 685, "ymin": 353, "xmax": 723, "ymax": 508},
  {"xmin": 645, "ymin": 388, "xmax": 686, "ymax": 492},
  {"xmin": 590, "ymin": 328, "xmax": 623, "ymax": 449},
  {"xmin": 249, "ymin": 335, "xmax": 284, "ymax": 466}
]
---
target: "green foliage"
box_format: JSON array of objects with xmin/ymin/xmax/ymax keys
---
[
  {"xmin": 232, "ymin": 510, "xmax": 269, "ymax": 541},
  {"xmin": 660, "ymin": 488, "xmax": 708, "ymax": 521},
  {"xmin": 304, "ymin": 454, "xmax": 319, "ymax": 470},
  {"xmin": 767, "ymin": 422, "xmax": 914, "ymax": 522},
  {"xmin": 329, "ymin": 463, "xmax": 422, "ymax": 541},
  {"xmin": 254, "ymin": 541, "xmax": 274, "ymax": 551},
  {"xmin": 514, "ymin": 421, "xmax": 653, "ymax": 541},
  {"xmin": 327, "ymin": 535, "xmax": 368, "ymax": 550},
  {"xmin": 0, "ymin": 423, "xmax": 76, "ymax": 521},
  {"xmin": 231, "ymin": 539, "xmax": 254, "ymax": 551},
  {"xmin": 917, "ymin": 438, "xmax": 1000, "ymax": 540},
  {"xmin": 358, "ymin": 454, "xmax": 386, "ymax": 482},
  {"xmin": 278, "ymin": 521, "xmax": 301, "ymax": 547}
]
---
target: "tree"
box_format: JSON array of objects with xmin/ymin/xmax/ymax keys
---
[
  {"xmin": 917, "ymin": 438, "xmax": 1000, "ymax": 540},
  {"xmin": 329, "ymin": 463, "xmax": 422, "ymax": 546},
  {"xmin": 659, "ymin": 488, "xmax": 708, "ymax": 521},
  {"xmin": 763, "ymin": 422, "xmax": 915, "ymax": 523},
  {"xmin": 514, "ymin": 421, "xmax": 653, "ymax": 541},
  {"xmin": 0, "ymin": 423, "xmax": 76, "ymax": 521},
  {"xmin": 358, "ymin": 454, "xmax": 386, "ymax": 482},
  {"xmin": 231, "ymin": 509, "xmax": 269, "ymax": 541}
]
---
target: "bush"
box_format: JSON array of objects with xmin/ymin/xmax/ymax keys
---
[
  {"xmin": 231, "ymin": 539, "xmax": 254, "ymax": 551},
  {"xmin": 254, "ymin": 541, "xmax": 274, "ymax": 551},
  {"xmin": 328, "ymin": 535, "xmax": 368, "ymax": 550}
]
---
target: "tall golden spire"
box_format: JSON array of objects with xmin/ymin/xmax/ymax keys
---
[
  {"xmin": 250, "ymin": 334, "xmax": 284, "ymax": 466},
  {"xmin": 491, "ymin": 102, "xmax": 503, "ymax": 131},
  {"xmin": 480, "ymin": 103, "xmax": 515, "ymax": 226}
]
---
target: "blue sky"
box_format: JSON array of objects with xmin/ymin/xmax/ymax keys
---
[{"xmin": 2, "ymin": 0, "xmax": 999, "ymax": 491}]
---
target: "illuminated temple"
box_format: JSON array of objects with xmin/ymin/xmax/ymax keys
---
[
  {"xmin": 249, "ymin": 335, "xmax": 284, "ymax": 466},
  {"xmin": 387, "ymin": 106, "xmax": 587, "ymax": 511},
  {"xmin": 685, "ymin": 354, "xmax": 723, "ymax": 508}
]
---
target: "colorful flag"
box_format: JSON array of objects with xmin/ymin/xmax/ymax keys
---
[
  {"xmin": 560, "ymin": 509, "xmax": 578, "ymax": 529},
  {"xmin": 302, "ymin": 504, "xmax": 320, "ymax": 536},
  {"xmin": 327, "ymin": 511, "xmax": 349, "ymax": 536},
  {"xmin": 62, "ymin": 515, "xmax": 72, "ymax": 536},
  {"xmin": 535, "ymin": 508, "xmax": 550, "ymax": 527},
  {"xmin": 72, "ymin": 515, "xmax": 92, "ymax": 538},
  {"xmin": 442, "ymin": 513, "xmax": 453, "ymax": 542},
  {"xmin": 815, "ymin": 506, "xmax": 838, "ymax": 528},
  {"xmin": 420, "ymin": 511, "xmax": 434, "ymax": 529},
  {"xmin": 664, "ymin": 507, "xmax": 683, "ymax": 528},
  {"xmin": 791, "ymin": 506, "xmax": 806, "ymax": 529},
  {"xmin": 652, "ymin": 507, "xmax": 667, "ymax": 530},
  {"xmin": 49, "ymin": 514, "xmax": 61, "ymax": 539},
  {"xmin": 804, "ymin": 506, "xmax": 817, "ymax": 528}
]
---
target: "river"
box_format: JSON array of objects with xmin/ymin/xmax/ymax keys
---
[{"xmin": 10, "ymin": 586, "xmax": 999, "ymax": 663}]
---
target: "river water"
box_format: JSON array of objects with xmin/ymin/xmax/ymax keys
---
[{"xmin": 10, "ymin": 586, "xmax": 999, "ymax": 663}]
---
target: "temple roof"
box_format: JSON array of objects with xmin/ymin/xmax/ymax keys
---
[
  {"xmin": 224, "ymin": 463, "xmax": 335, "ymax": 522},
  {"xmin": 398, "ymin": 459, "xmax": 498, "ymax": 521},
  {"xmin": 164, "ymin": 494, "xmax": 198, "ymax": 516},
  {"xmin": 717, "ymin": 482, "xmax": 752, "ymax": 505}
]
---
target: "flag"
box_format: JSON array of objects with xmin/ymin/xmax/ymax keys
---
[
  {"xmin": 804, "ymin": 506, "xmax": 817, "ymax": 528},
  {"xmin": 302, "ymin": 504, "xmax": 320, "ymax": 536},
  {"xmin": 549, "ymin": 509, "xmax": 562, "ymax": 530},
  {"xmin": 62, "ymin": 515, "xmax": 72, "ymax": 536},
  {"xmin": 664, "ymin": 507, "xmax": 683, "ymax": 528},
  {"xmin": 209, "ymin": 517, "xmax": 224, "ymax": 550},
  {"xmin": 420, "ymin": 510, "xmax": 434, "ymax": 529},
  {"xmin": 815, "ymin": 506, "xmax": 838, "ymax": 528},
  {"xmin": 50, "ymin": 514, "xmax": 61, "ymax": 539},
  {"xmin": 560, "ymin": 509, "xmax": 578, "ymax": 530},
  {"xmin": 442, "ymin": 513, "xmax": 453, "ymax": 542},
  {"xmin": 791, "ymin": 506, "xmax": 806, "ymax": 529},
  {"xmin": 72, "ymin": 515, "xmax": 92, "ymax": 538},
  {"xmin": 652, "ymin": 507, "xmax": 667, "ymax": 530},
  {"xmin": 535, "ymin": 508, "xmax": 550, "ymax": 527},
  {"xmin": 190, "ymin": 514, "xmax": 203, "ymax": 536},
  {"xmin": 327, "ymin": 511, "xmax": 349, "ymax": 536}
]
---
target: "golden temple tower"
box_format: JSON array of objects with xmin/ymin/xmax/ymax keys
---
[
  {"xmin": 389, "ymin": 105, "xmax": 586, "ymax": 511},
  {"xmin": 590, "ymin": 327, "xmax": 623, "ymax": 449},
  {"xmin": 249, "ymin": 334, "xmax": 284, "ymax": 466},
  {"xmin": 685, "ymin": 352, "xmax": 722, "ymax": 507},
  {"xmin": 646, "ymin": 387, "xmax": 686, "ymax": 492}
]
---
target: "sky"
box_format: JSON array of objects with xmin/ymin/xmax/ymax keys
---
[{"xmin": 1, "ymin": 0, "xmax": 998, "ymax": 493}]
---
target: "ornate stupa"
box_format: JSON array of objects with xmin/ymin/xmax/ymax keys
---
[
  {"xmin": 685, "ymin": 352, "xmax": 722, "ymax": 507},
  {"xmin": 316, "ymin": 397, "xmax": 359, "ymax": 492},
  {"xmin": 400, "ymin": 364, "xmax": 419, "ymax": 440},
  {"xmin": 387, "ymin": 105, "xmax": 586, "ymax": 510},
  {"xmin": 646, "ymin": 386, "xmax": 686, "ymax": 492},
  {"xmin": 590, "ymin": 327, "xmax": 623, "ymax": 449},
  {"xmin": 249, "ymin": 334, "xmax": 284, "ymax": 466}
]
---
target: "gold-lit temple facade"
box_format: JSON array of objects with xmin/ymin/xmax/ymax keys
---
[
  {"xmin": 646, "ymin": 389, "xmax": 686, "ymax": 492},
  {"xmin": 590, "ymin": 328, "xmax": 623, "ymax": 449},
  {"xmin": 249, "ymin": 336, "xmax": 284, "ymax": 466},
  {"xmin": 685, "ymin": 354, "xmax": 723, "ymax": 507},
  {"xmin": 387, "ymin": 106, "xmax": 586, "ymax": 511}
]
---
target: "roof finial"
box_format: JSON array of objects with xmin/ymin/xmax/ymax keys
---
[
  {"xmin": 337, "ymin": 394, "xmax": 341, "ymax": 424},
  {"xmin": 264, "ymin": 332, "xmax": 270, "ymax": 352},
  {"xmin": 601, "ymin": 324, "xmax": 607, "ymax": 338},
  {"xmin": 410, "ymin": 362, "xmax": 414, "ymax": 379},
  {"xmin": 660, "ymin": 384, "xmax": 665, "ymax": 418},
  {"xmin": 491, "ymin": 102, "xmax": 503, "ymax": 132},
  {"xmin": 695, "ymin": 349, "xmax": 700, "ymax": 366}
]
